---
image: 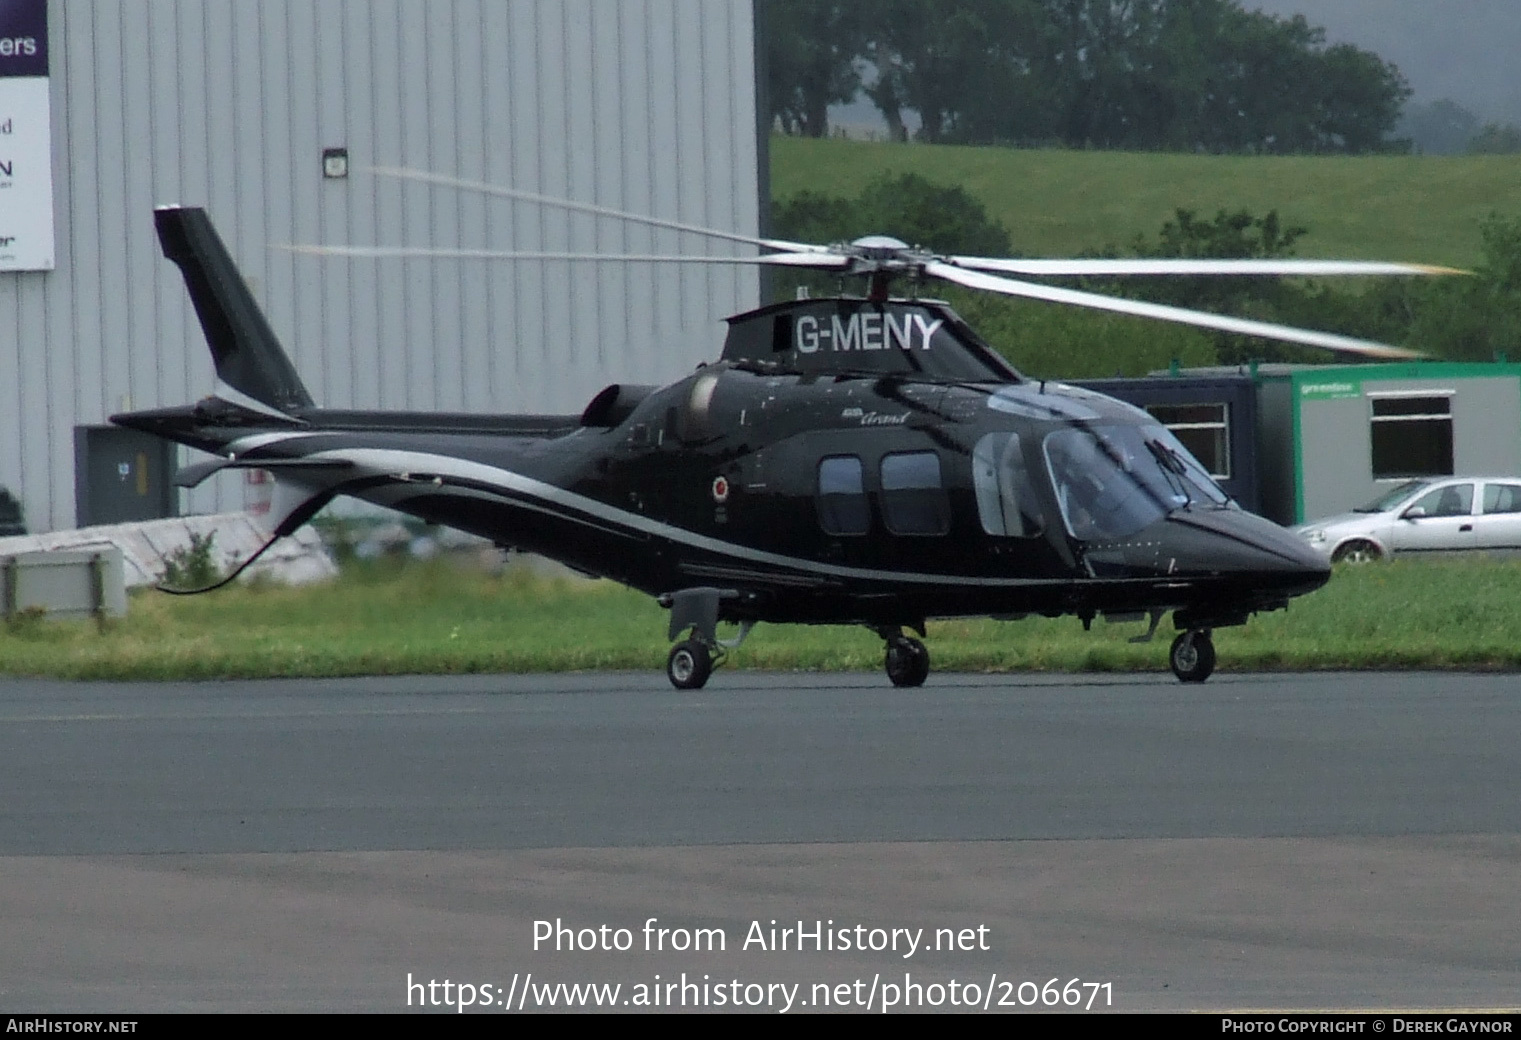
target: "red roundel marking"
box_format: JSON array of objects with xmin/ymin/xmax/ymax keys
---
[{"xmin": 711, "ymin": 476, "xmax": 730, "ymax": 503}]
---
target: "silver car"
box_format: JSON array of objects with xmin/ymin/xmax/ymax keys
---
[{"xmin": 1294, "ymin": 477, "xmax": 1521, "ymax": 562}]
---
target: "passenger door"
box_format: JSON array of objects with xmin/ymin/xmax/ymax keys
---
[
  {"xmin": 1472, "ymin": 481, "xmax": 1521, "ymax": 550},
  {"xmin": 1385, "ymin": 482, "xmax": 1477, "ymax": 552}
]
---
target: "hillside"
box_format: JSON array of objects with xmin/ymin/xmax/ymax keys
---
[{"xmin": 770, "ymin": 137, "xmax": 1521, "ymax": 268}]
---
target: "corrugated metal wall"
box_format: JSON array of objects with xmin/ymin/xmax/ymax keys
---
[{"xmin": 0, "ymin": 0, "xmax": 760, "ymax": 530}]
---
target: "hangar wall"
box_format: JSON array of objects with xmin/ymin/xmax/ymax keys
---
[{"xmin": 0, "ymin": 0, "xmax": 761, "ymax": 532}]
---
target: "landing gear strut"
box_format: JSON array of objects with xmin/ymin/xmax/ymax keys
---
[
  {"xmin": 660, "ymin": 587, "xmax": 750, "ymax": 690},
  {"xmin": 877, "ymin": 627, "xmax": 930, "ymax": 688},
  {"xmin": 1169, "ymin": 629, "xmax": 1216, "ymax": 683}
]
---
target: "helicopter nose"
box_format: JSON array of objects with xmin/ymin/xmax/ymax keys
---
[
  {"xmin": 1081, "ymin": 508, "xmax": 1332, "ymax": 598},
  {"xmin": 1164, "ymin": 509, "xmax": 1331, "ymax": 592}
]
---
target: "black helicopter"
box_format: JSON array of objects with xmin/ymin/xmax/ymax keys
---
[{"xmin": 114, "ymin": 172, "xmax": 1457, "ymax": 688}]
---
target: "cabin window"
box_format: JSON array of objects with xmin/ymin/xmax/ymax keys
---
[
  {"xmin": 879, "ymin": 451, "xmax": 950, "ymax": 536},
  {"xmin": 1408, "ymin": 482, "xmax": 1473, "ymax": 517},
  {"xmin": 972, "ymin": 432, "xmax": 1042, "ymax": 537},
  {"xmin": 1370, "ymin": 394, "xmax": 1453, "ymax": 479},
  {"xmin": 1145, "ymin": 403, "xmax": 1230, "ymax": 479},
  {"xmin": 816, "ymin": 456, "xmax": 870, "ymax": 535},
  {"xmin": 1484, "ymin": 483, "xmax": 1521, "ymax": 515}
]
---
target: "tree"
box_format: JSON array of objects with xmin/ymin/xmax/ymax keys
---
[
  {"xmin": 765, "ymin": 1, "xmax": 865, "ymax": 137},
  {"xmin": 1313, "ymin": 42, "xmax": 1411, "ymax": 154},
  {"xmin": 864, "ymin": 0, "xmax": 1045, "ymax": 144},
  {"xmin": 1469, "ymin": 123, "xmax": 1521, "ymax": 155},
  {"xmin": 771, "ymin": 171, "xmax": 1012, "ymax": 253},
  {"xmin": 769, "ymin": 0, "xmax": 1412, "ymax": 154},
  {"xmin": 1401, "ymin": 99, "xmax": 1481, "ymax": 156},
  {"xmin": 1407, "ymin": 215, "xmax": 1521, "ymax": 361},
  {"xmin": 770, "ymin": 171, "xmax": 1012, "ymax": 300},
  {"xmin": 1130, "ymin": 207, "xmax": 1306, "ymax": 307},
  {"xmin": 1125, "ymin": 208, "xmax": 1374, "ymax": 364}
]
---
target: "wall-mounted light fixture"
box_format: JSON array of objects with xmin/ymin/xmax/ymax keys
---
[{"xmin": 322, "ymin": 147, "xmax": 349, "ymax": 179}]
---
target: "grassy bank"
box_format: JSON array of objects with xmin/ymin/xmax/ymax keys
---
[
  {"xmin": 772, "ymin": 138, "xmax": 1521, "ymax": 268},
  {"xmin": 2, "ymin": 556, "xmax": 1520, "ymax": 680}
]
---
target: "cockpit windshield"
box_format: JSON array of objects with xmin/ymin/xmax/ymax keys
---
[{"xmin": 1043, "ymin": 424, "xmax": 1231, "ymax": 540}]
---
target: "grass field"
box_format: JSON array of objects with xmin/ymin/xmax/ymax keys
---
[
  {"xmin": 771, "ymin": 137, "xmax": 1521, "ymax": 268},
  {"xmin": 4, "ymin": 556, "xmax": 1521, "ymax": 681}
]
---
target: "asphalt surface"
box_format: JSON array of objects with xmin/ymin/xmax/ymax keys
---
[{"xmin": 2, "ymin": 671, "xmax": 1519, "ymax": 1012}]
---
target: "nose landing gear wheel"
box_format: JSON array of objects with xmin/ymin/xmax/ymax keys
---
[
  {"xmin": 667, "ymin": 639, "xmax": 713, "ymax": 690},
  {"xmin": 1169, "ymin": 630, "xmax": 1216, "ymax": 683},
  {"xmin": 885, "ymin": 637, "xmax": 930, "ymax": 688}
]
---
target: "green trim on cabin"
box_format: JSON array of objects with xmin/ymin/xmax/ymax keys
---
[
  {"xmin": 1255, "ymin": 361, "xmax": 1521, "ymax": 385},
  {"xmin": 1290, "ymin": 385, "xmax": 1305, "ymax": 524},
  {"xmin": 1251, "ymin": 362, "xmax": 1521, "ymax": 385}
]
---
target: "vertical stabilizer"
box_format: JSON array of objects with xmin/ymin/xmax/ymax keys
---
[{"xmin": 154, "ymin": 206, "xmax": 314, "ymax": 413}]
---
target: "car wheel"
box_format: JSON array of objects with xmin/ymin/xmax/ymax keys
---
[{"xmin": 1331, "ymin": 539, "xmax": 1382, "ymax": 564}]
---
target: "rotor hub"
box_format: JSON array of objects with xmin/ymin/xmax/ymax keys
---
[{"xmin": 848, "ymin": 235, "xmax": 911, "ymax": 260}]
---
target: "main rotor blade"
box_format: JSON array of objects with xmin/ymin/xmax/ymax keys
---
[
  {"xmin": 946, "ymin": 256, "xmax": 1470, "ymax": 278},
  {"xmin": 279, "ymin": 244, "xmax": 850, "ymax": 268},
  {"xmin": 925, "ymin": 261, "xmax": 1424, "ymax": 360},
  {"xmin": 368, "ymin": 166, "xmax": 829, "ymax": 255}
]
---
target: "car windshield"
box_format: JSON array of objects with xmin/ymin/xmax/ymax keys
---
[
  {"xmin": 1355, "ymin": 480, "xmax": 1429, "ymax": 513},
  {"xmin": 1043, "ymin": 423, "xmax": 1229, "ymax": 540}
]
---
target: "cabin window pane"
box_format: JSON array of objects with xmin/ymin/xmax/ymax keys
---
[
  {"xmin": 817, "ymin": 456, "xmax": 869, "ymax": 535},
  {"xmin": 1146, "ymin": 403, "xmax": 1230, "ymax": 479},
  {"xmin": 1370, "ymin": 396, "xmax": 1452, "ymax": 479},
  {"xmin": 972, "ymin": 432, "xmax": 1042, "ymax": 537},
  {"xmin": 880, "ymin": 451, "xmax": 950, "ymax": 536}
]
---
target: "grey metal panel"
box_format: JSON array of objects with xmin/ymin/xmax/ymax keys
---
[
  {"xmin": 49, "ymin": 0, "xmax": 90, "ymax": 534},
  {"xmin": 1447, "ymin": 377, "xmax": 1521, "ymax": 474},
  {"xmin": 453, "ymin": 0, "xmax": 491, "ymax": 414},
  {"xmin": 1299, "ymin": 397, "xmax": 1373, "ymax": 523},
  {"xmin": 616, "ymin": 1, "xmax": 655, "ymax": 390},
  {"xmin": 505, "ymin": 0, "xmax": 546, "ymax": 411},
  {"xmin": 0, "ymin": 276, "xmax": 21, "ymax": 525},
  {"xmin": 313, "ymin": 1, "xmax": 348, "ymax": 409}
]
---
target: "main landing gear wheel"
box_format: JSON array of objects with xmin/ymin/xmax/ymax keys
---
[
  {"xmin": 884, "ymin": 636, "xmax": 930, "ymax": 688},
  {"xmin": 666, "ymin": 639, "xmax": 713, "ymax": 690},
  {"xmin": 1169, "ymin": 630, "xmax": 1216, "ymax": 684}
]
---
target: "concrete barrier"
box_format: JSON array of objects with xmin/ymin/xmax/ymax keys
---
[{"xmin": 0, "ymin": 513, "xmax": 337, "ymax": 589}]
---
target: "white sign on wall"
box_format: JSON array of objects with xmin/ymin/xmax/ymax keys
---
[{"xmin": 0, "ymin": 0, "xmax": 54, "ymax": 272}]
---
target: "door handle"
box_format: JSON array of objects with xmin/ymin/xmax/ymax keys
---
[{"xmin": 1460, "ymin": 524, "xmax": 1473, "ymax": 532}]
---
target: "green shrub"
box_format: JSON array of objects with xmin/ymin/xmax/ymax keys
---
[{"xmin": 160, "ymin": 531, "xmax": 222, "ymax": 590}]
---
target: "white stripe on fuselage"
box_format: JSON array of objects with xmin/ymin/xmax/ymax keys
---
[{"xmin": 226, "ymin": 436, "xmax": 1072, "ymax": 588}]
